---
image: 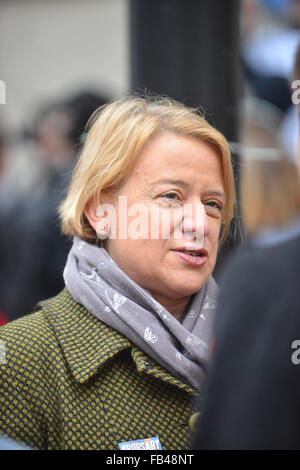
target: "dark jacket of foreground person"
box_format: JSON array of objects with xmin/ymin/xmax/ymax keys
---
[
  {"xmin": 0, "ymin": 289, "xmax": 198, "ymax": 450},
  {"xmin": 193, "ymin": 233, "xmax": 300, "ymax": 449}
]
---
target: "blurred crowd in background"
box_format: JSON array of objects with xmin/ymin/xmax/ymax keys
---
[
  {"xmin": 0, "ymin": 0, "xmax": 300, "ymax": 323},
  {"xmin": 241, "ymin": 0, "xmax": 300, "ymax": 157},
  {"xmin": 0, "ymin": 91, "xmax": 109, "ymax": 323}
]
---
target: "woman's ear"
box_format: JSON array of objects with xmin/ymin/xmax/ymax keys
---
[
  {"xmin": 84, "ymin": 197, "xmax": 110, "ymax": 239},
  {"xmin": 83, "ymin": 197, "xmax": 99, "ymax": 232},
  {"xmin": 83, "ymin": 197, "xmax": 114, "ymax": 240}
]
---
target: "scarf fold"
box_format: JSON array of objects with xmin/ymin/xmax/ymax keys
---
[{"xmin": 63, "ymin": 237, "xmax": 218, "ymax": 390}]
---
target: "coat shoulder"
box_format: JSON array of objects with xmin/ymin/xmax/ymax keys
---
[
  {"xmin": 0, "ymin": 290, "xmax": 70, "ymax": 377},
  {"xmin": 0, "ymin": 308, "xmax": 52, "ymax": 364},
  {"xmin": 0, "ymin": 295, "xmax": 64, "ymax": 450}
]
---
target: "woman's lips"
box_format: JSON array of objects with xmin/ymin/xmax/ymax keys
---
[{"xmin": 171, "ymin": 249, "xmax": 208, "ymax": 266}]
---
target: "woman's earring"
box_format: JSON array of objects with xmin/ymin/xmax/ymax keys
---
[{"xmin": 96, "ymin": 221, "xmax": 109, "ymax": 240}]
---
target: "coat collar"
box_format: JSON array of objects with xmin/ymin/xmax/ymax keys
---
[{"xmin": 40, "ymin": 288, "xmax": 195, "ymax": 395}]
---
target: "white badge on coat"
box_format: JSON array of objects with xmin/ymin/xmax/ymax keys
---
[{"xmin": 118, "ymin": 436, "xmax": 162, "ymax": 450}]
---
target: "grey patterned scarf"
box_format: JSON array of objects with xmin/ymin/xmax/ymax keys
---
[{"xmin": 64, "ymin": 237, "xmax": 218, "ymax": 391}]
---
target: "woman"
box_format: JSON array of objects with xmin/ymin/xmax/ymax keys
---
[
  {"xmin": 0, "ymin": 96, "xmax": 235, "ymax": 450},
  {"xmin": 193, "ymin": 154, "xmax": 300, "ymax": 449}
]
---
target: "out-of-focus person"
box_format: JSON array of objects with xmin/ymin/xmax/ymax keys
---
[
  {"xmin": 0, "ymin": 92, "xmax": 108, "ymax": 320},
  {"xmin": 0, "ymin": 133, "xmax": 4, "ymax": 178},
  {"xmin": 0, "ymin": 133, "xmax": 10, "ymax": 326},
  {"xmin": 67, "ymin": 90, "xmax": 108, "ymax": 147},
  {"xmin": 0, "ymin": 102, "xmax": 75, "ymax": 320},
  {"xmin": 0, "ymin": 95, "xmax": 236, "ymax": 449},
  {"xmin": 192, "ymin": 154, "xmax": 300, "ymax": 449},
  {"xmin": 242, "ymin": 0, "xmax": 300, "ymax": 161},
  {"xmin": 291, "ymin": 40, "xmax": 300, "ymax": 169},
  {"xmin": 192, "ymin": 40, "xmax": 300, "ymax": 450}
]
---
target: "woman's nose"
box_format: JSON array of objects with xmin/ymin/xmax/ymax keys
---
[{"xmin": 180, "ymin": 203, "xmax": 209, "ymax": 241}]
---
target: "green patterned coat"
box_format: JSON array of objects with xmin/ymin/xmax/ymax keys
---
[{"xmin": 0, "ymin": 288, "xmax": 199, "ymax": 450}]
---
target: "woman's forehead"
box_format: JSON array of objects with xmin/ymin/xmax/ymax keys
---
[
  {"xmin": 124, "ymin": 159, "xmax": 225, "ymax": 201},
  {"xmin": 133, "ymin": 133, "xmax": 221, "ymax": 170}
]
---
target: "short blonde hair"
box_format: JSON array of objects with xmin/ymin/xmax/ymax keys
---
[
  {"xmin": 241, "ymin": 156, "xmax": 300, "ymax": 236},
  {"xmin": 59, "ymin": 95, "xmax": 236, "ymax": 244}
]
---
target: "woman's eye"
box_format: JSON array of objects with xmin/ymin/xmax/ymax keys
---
[
  {"xmin": 205, "ymin": 201, "xmax": 222, "ymax": 212},
  {"xmin": 162, "ymin": 192, "xmax": 179, "ymax": 200}
]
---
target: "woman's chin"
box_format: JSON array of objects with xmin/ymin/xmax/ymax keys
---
[{"xmin": 164, "ymin": 276, "xmax": 210, "ymax": 299}]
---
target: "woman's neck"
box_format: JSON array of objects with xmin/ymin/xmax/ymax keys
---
[{"xmin": 152, "ymin": 294, "xmax": 193, "ymax": 321}]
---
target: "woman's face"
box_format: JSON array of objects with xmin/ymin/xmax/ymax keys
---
[{"xmin": 88, "ymin": 132, "xmax": 225, "ymax": 311}]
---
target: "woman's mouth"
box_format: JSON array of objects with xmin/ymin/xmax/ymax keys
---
[{"xmin": 171, "ymin": 248, "xmax": 208, "ymax": 266}]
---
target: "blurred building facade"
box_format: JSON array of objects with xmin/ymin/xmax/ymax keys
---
[{"xmin": 0, "ymin": 0, "xmax": 129, "ymax": 136}]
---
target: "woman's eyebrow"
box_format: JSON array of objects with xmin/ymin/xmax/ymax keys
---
[
  {"xmin": 150, "ymin": 179, "xmax": 226, "ymax": 200},
  {"xmin": 203, "ymin": 189, "xmax": 226, "ymax": 200}
]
